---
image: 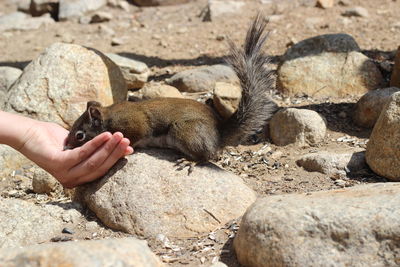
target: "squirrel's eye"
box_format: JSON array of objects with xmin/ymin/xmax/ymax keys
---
[{"xmin": 75, "ymin": 130, "xmax": 86, "ymax": 142}]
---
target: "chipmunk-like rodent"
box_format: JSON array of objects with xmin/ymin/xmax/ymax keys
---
[{"xmin": 65, "ymin": 15, "xmax": 278, "ymax": 163}]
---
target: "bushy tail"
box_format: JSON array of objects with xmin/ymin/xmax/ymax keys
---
[{"xmin": 221, "ymin": 14, "xmax": 278, "ymax": 146}]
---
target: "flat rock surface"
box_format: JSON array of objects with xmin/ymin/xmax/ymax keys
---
[
  {"xmin": 76, "ymin": 149, "xmax": 256, "ymax": 238},
  {"xmin": 235, "ymin": 183, "xmax": 400, "ymax": 267},
  {"xmin": 0, "ymin": 197, "xmax": 64, "ymax": 249},
  {"xmin": 0, "ymin": 237, "xmax": 164, "ymax": 267}
]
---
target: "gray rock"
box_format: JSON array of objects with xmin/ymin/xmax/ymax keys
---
[
  {"xmin": 277, "ymin": 50, "xmax": 383, "ymax": 97},
  {"xmin": 6, "ymin": 43, "xmax": 127, "ymax": 128},
  {"xmin": 234, "ymin": 183, "xmax": 400, "ymax": 267},
  {"xmin": 203, "ymin": 0, "xmax": 245, "ymax": 21},
  {"xmin": 366, "ymin": 92, "xmax": 400, "ymax": 181},
  {"xmin": 128, "ymin": 82, "xmax": 183, "ymax": 100},
  {"xmin": 106, "ymin": 53, "xmax": 149, "ymax": 89},
  {"xmin": 0, "ymin": 238, "xmax": 163, "ymax": 266},
  {"xmin": 32, "ymin": 167, "xmax": 61, "ymax": 194},
  {"xmin": 0, "ymin": 12, "xmax": 54, "ymax": 32},
  {"xmin": 269, "ymin": 108, "xmax": 326, "ymax": 146},
  {"xmin": 0, "ymin": 197, "xmax": 64, "ymax": 249},
  {"xmin": 343, "ymin": 6, "xmax": 369, "ymax": 17},
  {"xmin": 353, "ymin": 87, "xmax": 400, "ymax": 128},
  {"xmin": 166, "ymin": 64, "xmax": 238, "ymax": 93},
  {"xmin": 296, "ymin": 151, "xmax": 366, "ymax": 174},
  {"xmin": 213, "ymin": 82, "xmax": 241, "ymax": 120},
  {"xmin": 59, "ymin": 0, "xmax": 107, "ymax": 21},
  {"xmin": 75, "ymin": 150, "xmax": 256, "ymax": 238},
  {"xmin": 282, "ymin": 33, "xmax": 360, "ymax": 61},
  {"xmin": 0, "ymin": 66, "xmax": 22, "ymax": 91}
]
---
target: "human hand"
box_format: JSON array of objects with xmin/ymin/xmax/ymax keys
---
[{"xmin": 18, "ymin": 121, "xmax": 133, "ymax": 188}]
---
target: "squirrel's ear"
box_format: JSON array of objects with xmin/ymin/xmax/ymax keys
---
[
  {"xmin": 88, "ymin": 106, "xmax": 103, "ymax": 127},
  {"xmin": 86, "ymin": 101, "xmax": 102, "ymax": 110}
]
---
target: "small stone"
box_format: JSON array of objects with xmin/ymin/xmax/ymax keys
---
[
  {"xmin": 213, "ymin": 82, "xmax": 241, "ymax": 119},
  {"xmin": 32, "ymin": 167, "xmax": 61, "ymax": 194},
  {"xmin": 166, "ymin": 64, "xmax": 238, "ymax": 93},
  {"xmin": 316, "ymin": 0, "xmax": 334, "ymax": 8},
  {"xmin": 90, "ymin": 11, "xmax": 113, "ymax": 23},
  {"xmin": 106, "ymin": 53, "xmax": 149, "ymax": 89},
  {"xmin": 85, "ymin": 221, "xmax": 99, "ymax": 232},
  {"xmin": 297, "ymin": 151, "xmax": 366, "ymax": 174},
  {"xmin": 269, "ymin": 108, "xmax": 326, "ymax": 146},
  {"xmin": 342, "ymin": 6, "xmax": 369, "ymax": 17},
  {"xmin": 203, "ymin": 0, "xmax": 245, "ymax": 21},
  {"xmin": 128, "ymin": 83, "xmax": 183, "ymax": 100},
  {"xmin": 98, "ymin": 24, "xmax": 115, "ymax": 36},
  {"xmin": 334, "ymin": 179, "xmax": 346, "ymax": 187},
  {"xmin": 62, "ymin": 228, "xmax": 74, "ymax": 235},
  {"xmin": 111, "ymin": 37, "xmax": 124, "ymax": 46},
  {"xmin": 59, "ymin": 0, "xmax": 107, "ymax": 21}
]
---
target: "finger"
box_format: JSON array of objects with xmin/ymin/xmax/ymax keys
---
[
  {"xmin": 67, "ymin": 132, "xmax": 123, "ymax": 179},
  {"xmin": 63, "ymin": 132, "xmax": 112, "ymax": 167},
  {"xmin": 70, "ymin": 137, "xmax": 131, "ymax": 186},
  {"xmin": 124, "ymin": 145, "xmax": 134, "ymax": 156}
]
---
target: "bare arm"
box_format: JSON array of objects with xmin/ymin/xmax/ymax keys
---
[{"xmin": 0, "ymin": 111, "xmax": 133, "ymax": 188}]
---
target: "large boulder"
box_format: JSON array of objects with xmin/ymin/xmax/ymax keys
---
[
  {"xmin": 353, "ymin": 87, "xmax": 400, "ymax": 128},
  {"xmin": 75, "ymin": 150, "xmax": 256, "ymax": 238},
  {"xmin": 277, "ymin": 34, "xmax": 383, "ymax": 97},
  {"xmin": 234, "ymin": 183, "xmax": 400, "ymax": 267},
  {"xmin": 0, "ymin": 238, "xmax": 163, "ymax": 266},
  {"xmin": 366, "ymin": 92, "xmax": 400, "ymax": 181},
  {"xmin": 5, "ymin": 42, "xmax": 127, "ymax": 128}
]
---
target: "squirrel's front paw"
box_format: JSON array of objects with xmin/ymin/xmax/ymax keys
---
[{"xmin": 175, "ymin": 158, "xmax": 196, "ymax": 175}]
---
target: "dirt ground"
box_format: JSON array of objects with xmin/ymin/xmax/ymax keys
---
[{"xmin": 0, "ymin": 0, "xmax": 398, "ymax": 266}]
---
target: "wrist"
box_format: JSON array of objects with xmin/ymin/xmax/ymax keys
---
[{"xmin": 0, "ymin": 111, "xmax": 38, "ymax": 150}]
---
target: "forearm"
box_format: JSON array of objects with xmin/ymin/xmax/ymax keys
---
[{"xmin": 0, "ymin": 111, "xmax": 37, "ymax": 150}]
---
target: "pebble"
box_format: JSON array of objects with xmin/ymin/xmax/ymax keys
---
[
  {"xmin": 62, "ymin": 228, "xmax": 74, "ymax": 235},
  {"xmin": 111, "ymin": 37, "xmax": 124, "ymax": 46},
  {"xmin": 343, "ymin": 6, "xmax": 369, "ymax": 17}
]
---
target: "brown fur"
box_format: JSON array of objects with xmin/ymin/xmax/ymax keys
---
[{"xmin": 65, "ymin": 15, "xmax": 278, "ymax": 162}]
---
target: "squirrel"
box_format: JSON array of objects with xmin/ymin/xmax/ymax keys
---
[{"xmin": 65, "ymin": 15, "xmax": 278, "ymax": 165}]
